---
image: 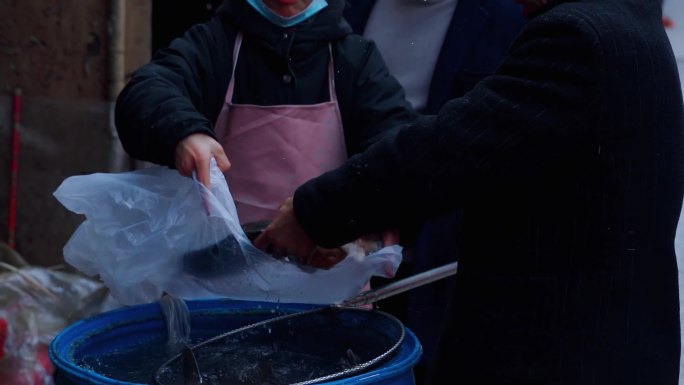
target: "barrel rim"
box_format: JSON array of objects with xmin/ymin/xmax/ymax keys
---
[{"xmin": 49, "ymin": 298, "xmax": 422, "ymax": 385}]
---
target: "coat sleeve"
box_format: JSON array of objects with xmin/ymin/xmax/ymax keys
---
[
  {"xmin": 114, "ymin": 19, "xmax": 232, "ymax": 167},
  {"xmin": 338, "ymin": 38, "xmax": 419, "ymax": 155},
  {"xmin": 294, "ymin": 14, "xmax": 605, "ymax": 248}
]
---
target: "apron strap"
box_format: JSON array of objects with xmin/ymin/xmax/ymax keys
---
[
  {"xmin": 226, "ymin": 33, "xmax": 337, "ymax": 103},
  {"xmin": 225, "ymin": 32, "xmax": 243, "ymax": 103},
  {"xmin": 327, "ymin": 44, "xmax": 337, "ymax": 103}
]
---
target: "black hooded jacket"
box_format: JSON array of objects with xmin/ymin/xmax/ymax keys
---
[
  {"xmin": 292, "ymin": 0, "xmax": 683, "ymax": 383},
  {"xmin": 115, "ymin": 0, "xmax": 417, "ymax": 168}
]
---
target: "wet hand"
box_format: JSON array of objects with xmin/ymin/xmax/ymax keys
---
[
  {"xmin": 381, "ymin": 230, "xmax": 400, "ymax": 246},
  {"xmin": 175, "ymin": 133, "xmax": 231, "ymax": 187},
  {"xmin": 253, "ymin": 198, "xmax": 346, "ymax": 269}
]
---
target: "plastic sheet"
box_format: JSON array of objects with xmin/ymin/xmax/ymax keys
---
[{"xmin": 54, "ymin": 160, "xmax": 402, "ymax": 306}]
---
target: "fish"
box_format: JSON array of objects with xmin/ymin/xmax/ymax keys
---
[{"xmin": 182, "ymin": 345, "xmax": 206, "ymax": 385}]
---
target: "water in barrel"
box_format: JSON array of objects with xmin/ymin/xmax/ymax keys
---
[
  {"xmin": 155, "ymin": 308, "xmax": 396, "ymax": 385},
  {"xmin": 76, "ymin": 294, "xmax": 193, "ymax": 383}
]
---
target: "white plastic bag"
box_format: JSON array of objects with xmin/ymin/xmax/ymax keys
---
[{"xmin": 53, "ymin": 161, "xmax": 402, "ymax": 306}]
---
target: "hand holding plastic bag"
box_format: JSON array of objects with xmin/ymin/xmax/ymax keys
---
[{"xmin": 53, "ymin": 160, "xmax": 402, "ymax": 306}]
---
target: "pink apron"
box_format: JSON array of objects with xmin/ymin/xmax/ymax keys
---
[{"xmin": 214, "ymin": 33, "xmax": 347, "ymax": 225}]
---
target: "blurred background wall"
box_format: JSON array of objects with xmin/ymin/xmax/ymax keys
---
[{"xmin": 0, "ymin": 0, "xmax": 219, "ymax": 267}]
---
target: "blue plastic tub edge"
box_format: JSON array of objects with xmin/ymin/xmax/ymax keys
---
[{"xmin": 49, "ymin": 298, "xmax": 423, "ymax": 385}]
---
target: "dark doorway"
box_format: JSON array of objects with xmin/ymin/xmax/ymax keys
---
[{"xmin": 152, "ymin": 0, "xmax": 224, "ymax": 53}]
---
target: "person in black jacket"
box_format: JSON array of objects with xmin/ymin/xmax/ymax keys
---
[
  {"xmin": 115, "ymin": 0, "xmax": 416, "ymax": 239},
  {"xmin": 342, "ymin": 2, "xmax": 526, "ymax": 382},
  {"xmin": 255, "ymin": 0, "xmax": 684, "ymax": 383}
]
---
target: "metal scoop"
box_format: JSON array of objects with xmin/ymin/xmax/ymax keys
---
[{"xmin": 339, "ymin": 261, "xmax": 459, "ymax": 308}]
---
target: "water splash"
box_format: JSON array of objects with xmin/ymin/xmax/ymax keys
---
[{"xmin": 159, "ymin": 294, "xmax": 191, "ymax": 348}]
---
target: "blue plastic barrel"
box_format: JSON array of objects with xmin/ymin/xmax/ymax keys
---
[{"xmin": 49, "ymin": 299, "xmax": 422, "ymax": 385}]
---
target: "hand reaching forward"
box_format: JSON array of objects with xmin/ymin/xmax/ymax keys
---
[
  {"xmin": 175, "ymin": 133, "xmax": 231, "ymax": 187},
  {"xmin": 253, "ymin": 198, "xmax": 346, "ymax": 269}
]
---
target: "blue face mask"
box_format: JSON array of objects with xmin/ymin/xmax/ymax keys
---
[{"xmin": 246, "ymin": 0, "xmax": 328, "ymax": 28}]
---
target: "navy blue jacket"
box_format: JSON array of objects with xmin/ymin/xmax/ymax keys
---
[
  {"xmin": 296, "ymin": 0, "xmax": 684, "ymax": 383},
  {"xmin": 344, "ymin": 0, "xmax": 527, "ymax": 114}
]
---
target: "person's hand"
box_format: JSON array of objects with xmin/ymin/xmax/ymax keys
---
[
  {"xmin": 253, "ymin": 198, "xmax": 346, "ymax": 269},
  {"xmin": 381, "ymin": 230, "xmax": 400, "ymax": 246},
  {"xmin": 175, "ymin": 133, "xmax": 231, "ymax": 187}
]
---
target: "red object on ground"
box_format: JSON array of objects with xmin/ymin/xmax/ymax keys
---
[
  {"xmin": 663, "ymin": 16, "xmax": 675, "ymax": 29},
  {"xmin": 8, "ymin": 88, "xmax": 22, "ymax": 249},
  {"xmin": 0, "ymin": 318, "xmax": 54, "ymax": 385},
  {"xmin": 36, "ymin": 344, "xmax": 54, "ymax": 378},
  {"xmin": 0, "ymin": 317, "xmax": 8, "ymax": 360}
]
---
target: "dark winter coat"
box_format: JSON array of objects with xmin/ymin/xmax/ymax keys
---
[
  {"xmin": 294, "ymin": 0, "xmax": 684, "ymax": 383},
  {"xmin": 115, "ymin": 0, "xmax": 417, "ymax": 168}
]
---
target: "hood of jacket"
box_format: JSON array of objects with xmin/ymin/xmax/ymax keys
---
[{"xmin": 217, "ymin": 0, "xmax": 353, "ymax": 43}]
